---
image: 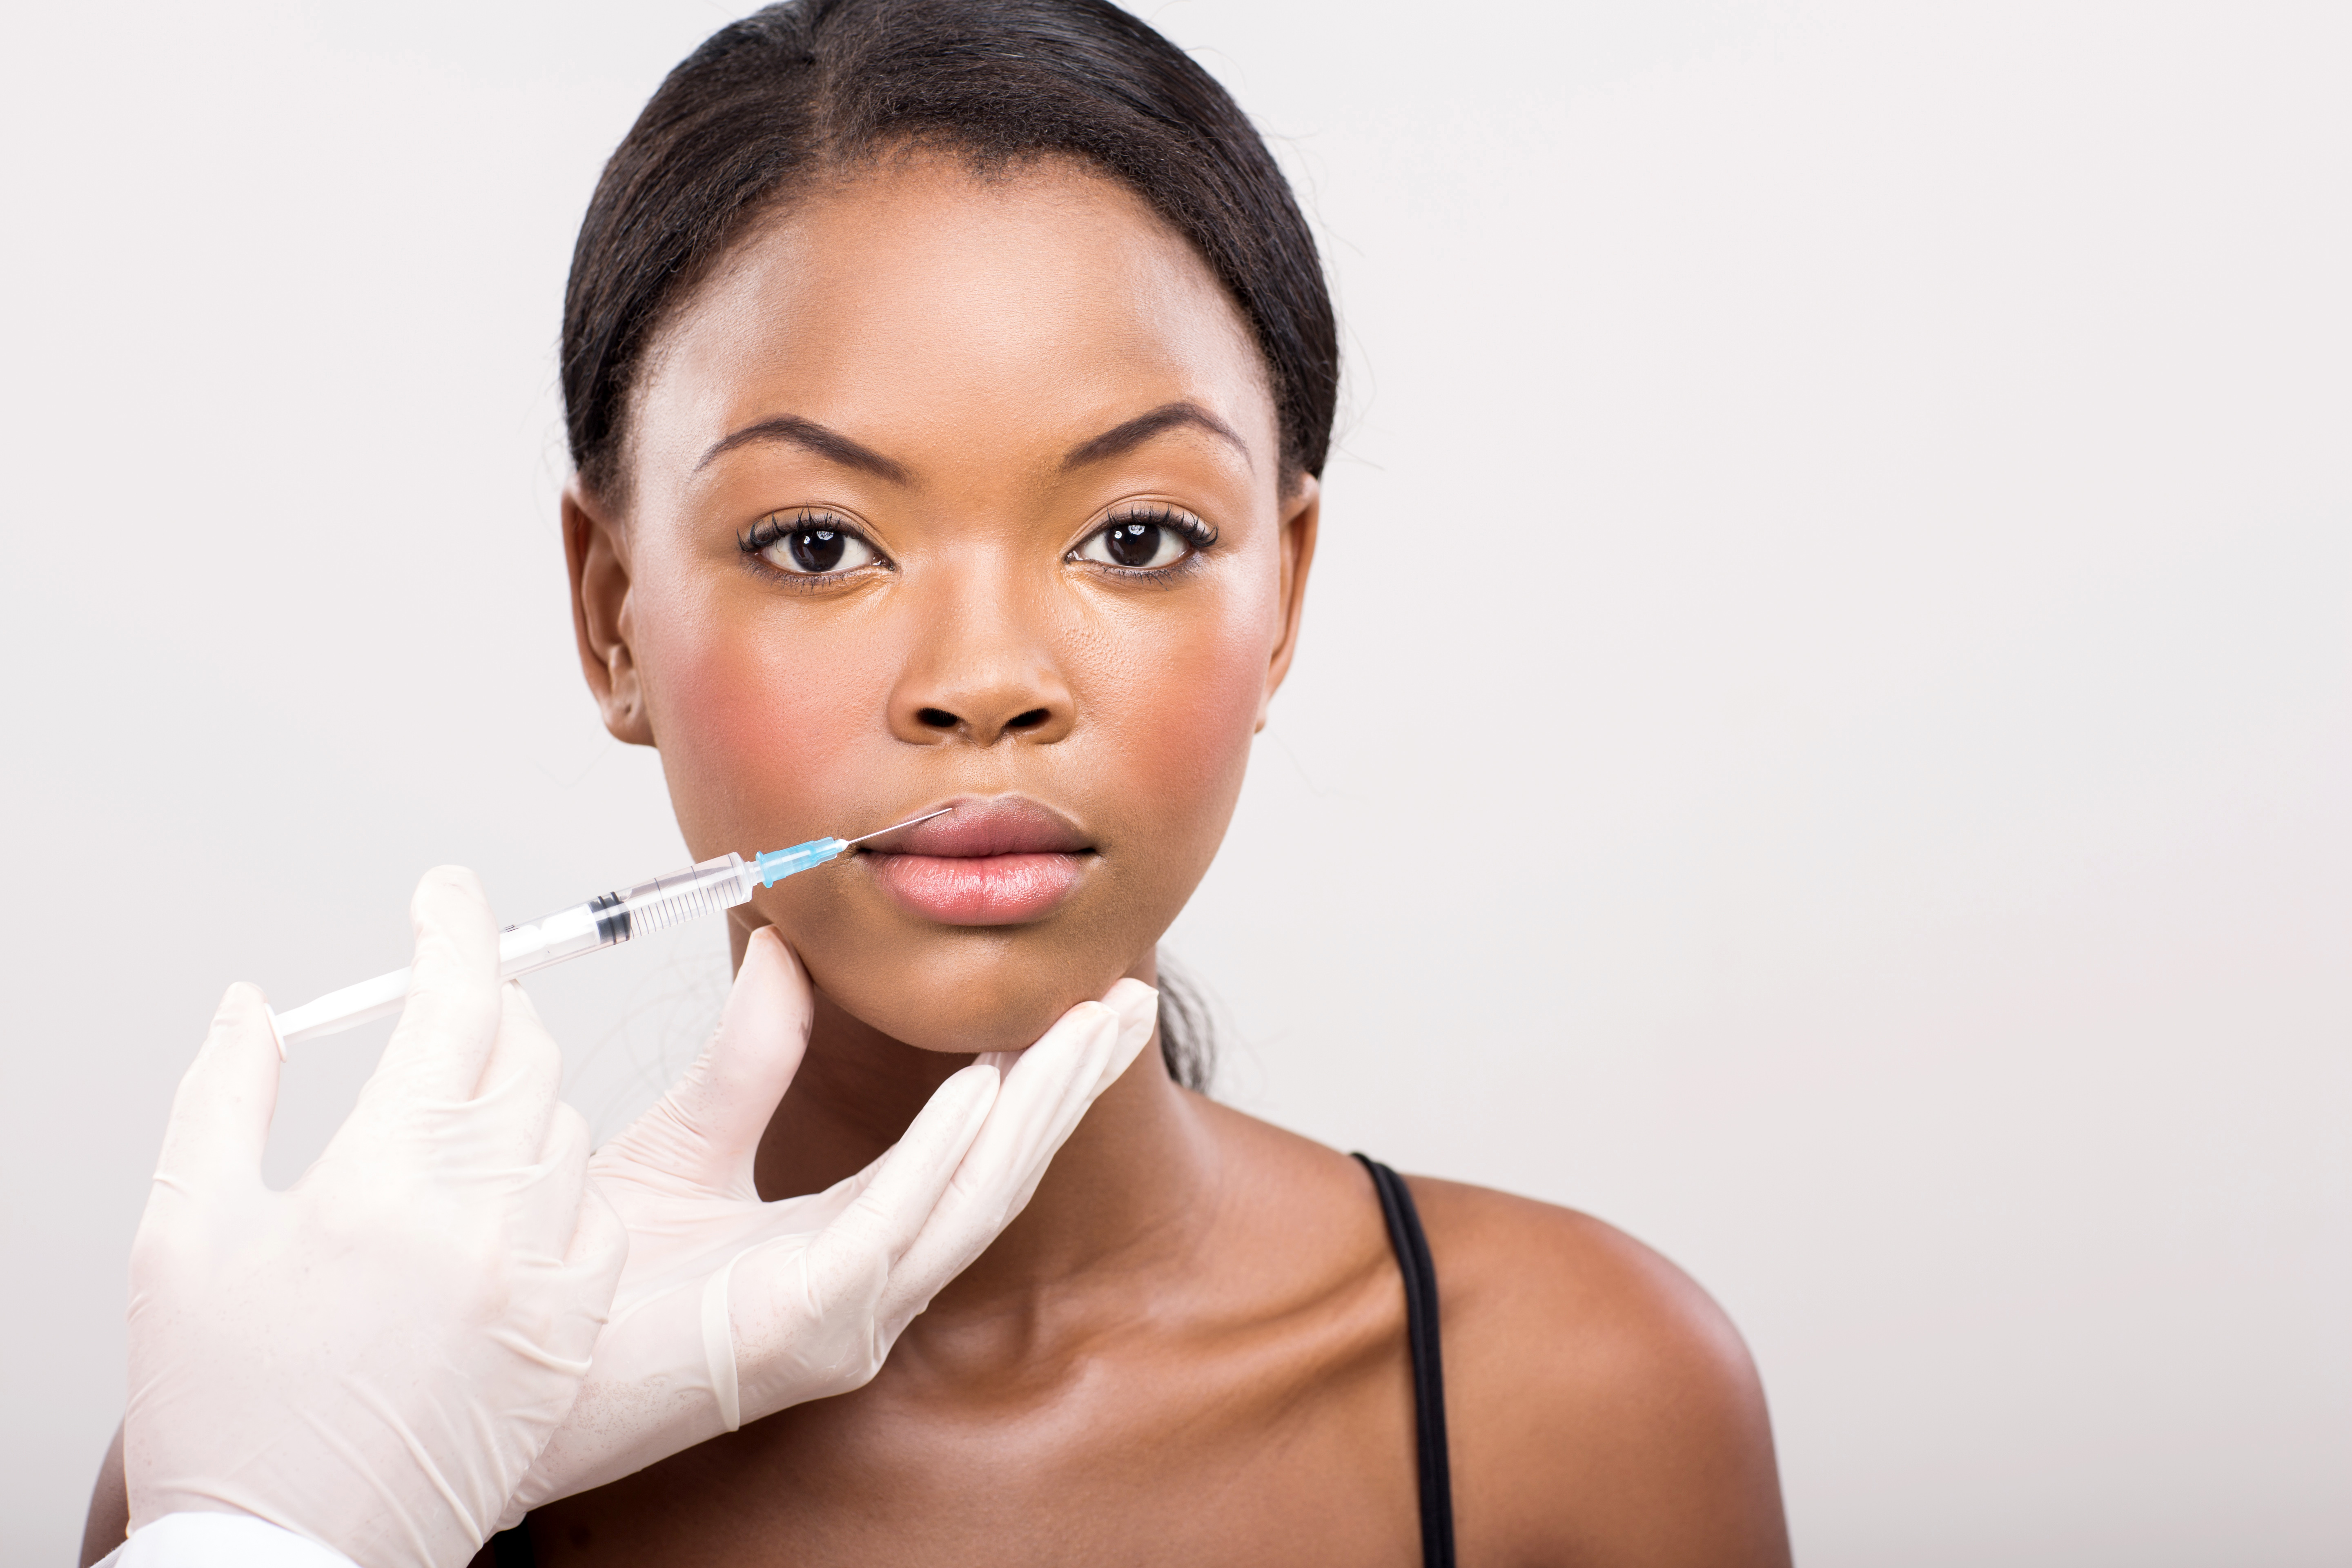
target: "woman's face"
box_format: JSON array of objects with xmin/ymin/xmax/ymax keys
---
[{"xmin": 567, "ymin": 154, "xmax": 1316, "ymax": 1053}]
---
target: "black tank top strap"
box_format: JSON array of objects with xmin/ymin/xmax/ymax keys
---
[{"xmin": 1354, "ymin": 1153, "xmax": 1458, "ymax": 1568}]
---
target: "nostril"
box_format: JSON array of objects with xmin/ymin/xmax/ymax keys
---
[
  {"xmin": 1006, "ymin": 708, "xmax": 1050, "ymax": 731},
  {"xmin": 917, "ymin": 707, "xmax": 959, "ymax": 729}
]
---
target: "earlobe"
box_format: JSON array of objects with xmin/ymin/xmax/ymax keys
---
[
  {"xmin": 563, "ymin": 483, "xmax": 656, "ymax": 747},
  {"xmin": 1255, "ymin": 475, "xmax": 1320, "ymax": 733}
]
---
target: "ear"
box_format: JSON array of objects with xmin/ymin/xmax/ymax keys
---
[
  {"xmin": 1256, "ymin": 473, "xmax": 1320, "ymax": 733},
  {"xmin": 564, "ymin": 480, "xmax": 656, "ymax": 746}
]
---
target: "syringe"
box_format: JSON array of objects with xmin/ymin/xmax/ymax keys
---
[{"xmin": 268, "ymin": 809, "xmax": 951, "ymax": 1048}]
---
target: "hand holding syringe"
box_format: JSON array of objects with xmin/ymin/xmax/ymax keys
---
[
  {"xmin": 119, "ymin": 835, "xmax": 1159, "ymax": 1561},
  {"xmin": 270, "ymin": 809, "xmax": 953, "ymax": 1048}
]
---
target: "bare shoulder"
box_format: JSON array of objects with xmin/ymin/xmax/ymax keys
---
[{"xmin": 1407, "ymin": 1178, "xmax": 1792, "ymax": 1568}]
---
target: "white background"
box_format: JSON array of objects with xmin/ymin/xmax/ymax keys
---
[{"xmin": 4, "ymin": 2, "xmax": 2345, "ymax": 1561}]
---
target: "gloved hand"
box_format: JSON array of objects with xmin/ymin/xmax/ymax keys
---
[
  {"xmin": 497, "ymin": 929, "xmax": 1155, "ymax": 1521},
  {"xmin": 124, "ymin": 869, "xmax": 629, "ymax": 1568}
]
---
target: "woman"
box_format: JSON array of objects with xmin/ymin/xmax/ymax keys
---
[{"xmin": 96, "ymin": 1, "xmax": 1791, "ymax": 1561}]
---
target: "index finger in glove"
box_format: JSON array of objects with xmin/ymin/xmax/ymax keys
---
[
  {"xmin": 149, "ymin": 982, "xmax": 281, "ymax": 1199},
  {"xmin": 885, "ymin": 983, "xmax": 1155, "ymax": 1315},
  {"xmin": 804, "ymin": 1059, "xmax": 1002, "ymax": 1280},
  {"xmin": 963, "ymin": 982, "xmax": 1154, "ymax": 1205},
  {"xmin": 367, "ymin": 866, "xmax": 505, "ymax": 1106},
  {"xmin": 722, "ymin": 1060, "xmax": 1001, "ymax": 1422}
]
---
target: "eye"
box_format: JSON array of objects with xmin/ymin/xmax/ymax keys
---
[
  {"xmin": 744, "ymin": 513, "xmax": 880, "ymax": 576},
  {"xmin": 1074, "ymin": 508, "xmax": 1212, "ymax": 571}
]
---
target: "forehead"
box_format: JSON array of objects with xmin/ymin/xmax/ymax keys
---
[{"xmin": 630, "ymin": 154, "xmax": 1275, "ymax": 488}]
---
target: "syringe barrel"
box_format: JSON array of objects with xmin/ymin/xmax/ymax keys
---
[
  {"xmin": 272, "ymin": 853, "xmax": 757, "ymax": 1046},
  {"xmin": 607, "ymin": 853, "xmax": 760, "ymax": 940},
  {"xmin": 497, "ymin": 853, "xmax": 755, "ymax": 976}
]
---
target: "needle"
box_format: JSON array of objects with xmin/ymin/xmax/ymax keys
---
[{"xmin": 837, "ymin": 806, "xmax": 955, "ymax": 848}]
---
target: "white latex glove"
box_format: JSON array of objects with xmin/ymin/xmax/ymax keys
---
[
  {"xmin": 124, "ymin": 869, "xmax": 628, "ymax": 1568},
  {"xmin": 497, "ymin": 929, "xmax": 1156, "ymax": 1521}
]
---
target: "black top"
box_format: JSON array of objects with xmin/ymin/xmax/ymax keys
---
[
  {"xmin": 490, "ymin": 1155, "xmax": 1457, "ymax": 1568},
  {"xmin": 489, "ymin": 1514, "xmax": 532, "ymax": 1567},
  {"xmin": 1354, "ymin": 1154, "xmax": 1459, "ymax": 1568}
]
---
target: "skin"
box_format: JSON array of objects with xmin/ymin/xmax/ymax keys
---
[{"xmin": 87, "ymin": 152, "xmax": 1790, "ymax": 1566}]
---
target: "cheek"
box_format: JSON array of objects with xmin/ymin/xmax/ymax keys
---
[
  {"xmin": 635, "ymin": 575, "xmax": 891, "ymax": 851},
  {"xmin": 1084, "ymin": 568, "xmax": 1276, "ymax": 827}
]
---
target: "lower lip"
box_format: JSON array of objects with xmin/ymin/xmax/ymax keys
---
[{"xmin": 866, "ymin": 851, "xmax": 1088, "ymax": 925}]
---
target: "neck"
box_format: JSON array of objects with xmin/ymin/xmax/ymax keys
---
[{"xmin": 748, "ymin": 947, "xmax": 1223, "ymax": 1314}]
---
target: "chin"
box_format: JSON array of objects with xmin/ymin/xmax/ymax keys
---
[{"xmin": 811, "ymin": 937, "xmax": 1128, "ymax": 1056}]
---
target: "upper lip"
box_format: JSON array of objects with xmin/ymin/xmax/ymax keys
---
[{"xmin": 860, "ymin": 795, "xmax": 1092, "ymax": 858}]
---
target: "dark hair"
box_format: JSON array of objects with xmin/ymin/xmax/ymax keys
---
[
  {"xmin": 565, "ymin": 0, "xmax": 1332, "ymax": 1088},
  {"xmin": 1151, "ymin": 958, "xmax": 1218, "ymax": 1094},
  {"xmin": 561, "ymin": 0, "xmax": 1338, "ymax": 502}
]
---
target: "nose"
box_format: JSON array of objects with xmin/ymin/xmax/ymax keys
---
[{"xmin": 887, "ymin": 584, "xmax": 1076, "ymax": 747}]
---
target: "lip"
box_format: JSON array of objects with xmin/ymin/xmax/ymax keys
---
[{"xmin": 861, "ymin": 795, "xmax": 1094, "ymax": 925}]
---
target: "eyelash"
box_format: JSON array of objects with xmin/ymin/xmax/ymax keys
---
[
  {"xmin": 735, "ymin": 504, "xmax": 1218, "ymax": 583},
  {"xmin": 1073, "ymin": 505, "xmax": 1219, "ymax": 575},
  {"xmin": 736, "ymin": 510, "xmax": 886, "ymax": 585}
]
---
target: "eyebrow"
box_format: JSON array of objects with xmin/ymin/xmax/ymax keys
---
[
  {"xmin": 695, "ymin": 401, "xmax": 1248, "ymax": 483},
  {"xmin": 697, "ymin": 416, "xmax": 911, "ymax": 485},
  {"xmin": 1061, "ymin": 401, "xmax": 1250, "ymax": 471}
]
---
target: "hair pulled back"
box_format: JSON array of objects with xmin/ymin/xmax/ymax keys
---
[
  {"xmin": 564, "ymin": 0, "xmax": 1327, "ymax": 1088},
  {"xmin": 561, "ymin": 0, "xmax": 1338, "ymax": 501}
]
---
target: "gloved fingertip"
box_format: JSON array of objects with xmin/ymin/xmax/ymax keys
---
[
  {"xmin": 1104, "ymin": 976, "xmax": 1160, "ymax": 1012},
  {"xmin": 414, "ymin": 862, "xmax": 491, "ymax": 908},
  {"xmin": 1110, "ymin": 982, "xmax": 1166, "ymax": 1067},
  {"xmin": 1001, "ymin": 999, "xmax": 1113, "ymax": 1084},
  {"xmin": 731, "ymin": 926, "xmax": 811, "ymax": 1013},
  {"xmin": 212, "ymin": 977, "xmax": 266, "ymax": 1022},
  {"xmin": 199, "ymin": 982, "xmax": 278, "ymax": 1069},
  {"xmin": 1102, "ymin": 978, "xmax": 1158, "ymax": 1047},
  {"xmin": 160, "ymin": 982, "xmax": 283, "ymax": 1183},
  {"xmin": 740, "ymin": 923, "xmax": 814, "ymax": 988},
  {"xmin": 405, "ymin": 866, "xmax": 500, "ymax": 967},
  {"xmin": 712, "ymin": 926, "xmax": 815, "ymax": 1078},
  {"xmin": 943, "ymin": 1058, "xmax": 1004, "ymax": 1123},
  {"xmin": 379, "ymin": 868, "xmax": 508, "ymax": 1105}
]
